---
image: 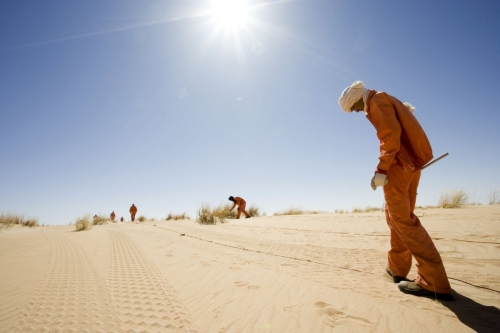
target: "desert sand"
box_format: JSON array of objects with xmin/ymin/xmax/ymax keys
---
[{"xmin": 1, "ymin": 205, "xmax": 499, "ymax": 332}]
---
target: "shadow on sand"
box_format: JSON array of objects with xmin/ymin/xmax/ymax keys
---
[{"xmin": 442, "ymin": 291, "xmax": 500, "ymax": 333}]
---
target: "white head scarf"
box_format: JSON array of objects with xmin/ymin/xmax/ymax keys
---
[{"xmin": 338, "ymin": 81, "xmax": 370, "ymax": 113}]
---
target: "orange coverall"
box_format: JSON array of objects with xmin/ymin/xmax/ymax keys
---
[
  {"xmin": 110, "ymin": 211, "xmax": 116, "ymax": 221},
  {"xmin": 231, "ymin": 197, "xmax": 249, "ymax": 218},
  {"xmin": 129, "ymin": 205, "xmax": 137, "ymax": 221},
  {"xmin": 366, "ymin": 90, "xmax": 451, "ymax": 294}
]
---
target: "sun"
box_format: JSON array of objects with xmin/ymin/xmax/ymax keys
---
[{"xmin": 209, "ymin": 0, "xmax": 250, "ymax": 31}]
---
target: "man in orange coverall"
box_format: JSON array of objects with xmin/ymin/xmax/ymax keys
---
[
  {"xmin": 129, "ymin": 204, "xmax": 137, "ymax": 222},
  {"xmin": 338, "ymin": 81, "xmax": 453, "ymax": 301},
  {"xmin": 110, "ymin": 211, "xmax": 116, "ymax": 221},
  {"xmin": 228, "ymin": 196, "xmax": 251, "ymax": 219}
]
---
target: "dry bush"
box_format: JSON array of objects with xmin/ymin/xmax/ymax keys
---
[
  {"xmin": 438, "ymin": 189, "xmax": 469, "ymax": 208},
  {"xmin": 273, "ymin": 207, "xmax": 305, "ymax": 216},
  {"xmin": 92, "ymin": 215, "xmax": 108, "ymax": 225},
  {"xmin": 197, "ymin": 203, "xmax": 216, "ymax": 225},
  {"xmin": 75, "ymin": 214, "xmax": 92, "ymax": 231},
  {"xmin": 21, "ymin": 218, "xmax": 39, "ymax": 228},
  {"xmin": 489, "ymin": 189, "xmax": 500, "ymax": 205},
  {"xmin": 247, "ymin": 205, "xmax": 261, "ymax": 217},
  {"xmin": 0, "ymin": 213, "xmax": 38, "ymax": 230},
  {"xmin": 197, "ymin": 203, "xmax": 234, "ymax": 225},
  {"xmin": 166, "ymin": 213, "xmax": 191, "ymax": 221},
  {"xmin": 214, "ymin": 203, "xmax": 236, "ymax": 220},
  {"xmin": 0, "ymin": 213, "xmax": 20, "ymax": 230},
  {"xmin": 137, "ymin": 216, "xmax": 147, "ymax": 222},
  {"xmin": 351, "ymin": 206, "xmax": 383, "ymax": 213},
  {"xmin": 335, "ymin": 209, "xmax": 346, "ymax": 214}
]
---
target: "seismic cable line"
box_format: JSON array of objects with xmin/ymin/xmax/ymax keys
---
[{"xmin": 153, "ymin": 225, "xmax": 500, "ymax": 295}]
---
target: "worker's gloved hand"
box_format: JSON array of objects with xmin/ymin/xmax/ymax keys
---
[{"xmin": 371, "ymin": 173, "xmax": 388, "ymax": 190}]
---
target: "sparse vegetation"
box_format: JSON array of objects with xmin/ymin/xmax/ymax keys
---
[
  {"xmin": 197, "ymin": 203, "xmax": 235, "ymax": 225},
  {"xmin": 75, "ymin": 214, "xmax": 92, "ymax": 231},
  {"xmin": 92, "ymin": 215, "xmax": 108, "ymax": 225},
  {"xmin": 438, "ymin": 189, "xmax": 469, "ymax": 208},
  {"xmin": 273, "ymin": 208, "xmax": 322, "ymax": 216},
  {"xmin": 247, "ymin": 205, "xmax": 262, "ymax": 217},
  {"xmin": 273, "ymin": 207, "xmax": 304, "ymax": 216},
  {"xmin": 137, "ymin": 216, "xmax": 147, "ymax": 222},
  {"xmin": 335, "ymin": 206, "xmax": 383, "ymax": 214},
  {"xmin": 489, "ymin": 189, "xmax": 500, "ymax": 205},
  {"xmin": 0, "ymin": 213, "xmax": 38, "ymax": 230},
  {"xmin": 166, "ymin": 213, "xmax": 191, "ymax": 221}
]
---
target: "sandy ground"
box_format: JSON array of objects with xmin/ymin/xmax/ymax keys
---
[{"xmin": 1, "ymin": 205, "xmax": 499, "ymax": 332}]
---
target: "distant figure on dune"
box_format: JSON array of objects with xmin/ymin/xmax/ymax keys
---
[
  {"xmin": 120, "ymin": 217, "xmax": 124, "ymax": 222},
  {"xmin": 228, "ymin": 196, "xmax": 250, "ymax": 219},
  {"xmin": 129, "ymin": 204, "xmax": 137, "ymax": 222},
  {"xmin": 338, "ymin": 81, "xmax": 453, "ymax": 301},
  {"xmin": 110, "ymin": 211, "xmax": 116, "ymax": 221},
  {"xmin": 93, "ymin": 214, "xmax": 98, "ymax": 223}
]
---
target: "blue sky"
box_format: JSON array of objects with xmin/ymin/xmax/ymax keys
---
[{"xmin": 1, "ymin": 0, "xmax": 499, "ymax": 225}]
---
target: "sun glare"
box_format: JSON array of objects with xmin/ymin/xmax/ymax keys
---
[{"xmin": 210, "ymin": 0, "xmax": 250, "ymax": 30}]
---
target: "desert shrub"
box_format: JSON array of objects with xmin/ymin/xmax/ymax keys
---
[
  {"xmin": 489, "ymin": 189, "xmax": 500, "ymax": 205},
  {"xmin": 0, "ymin": 213, "xmax": 38, "ymax": 229},
  {"xmin": 137, "ymin": 216, "xmax": 147, "ymax": 222},
  {"xmin": 75, "ymin": 214, "xmax": 92, "ymax": 231},
  {"xmin": 92, "ymin": 215, "xmax": 108, "ymax": 225},
  {"xmin": 273, "ymin": 207, "xmax": 305, "ymax": 216},
  {"xmin": 247, "ymin": 205, "xmax": 261, "ymax": 217},
  {"xmin": 166, "ymin": 213, "xmax": 191, "ymax": 221},
  {"xmin": 438, "ymin": 189, "xmax": 468, "ymax": 208},
  {"xmin": 352, "ymin": 206, "xmax": 383, "ymax": 213},
  {"xmin": 335, "ymin": 209, "xmax": 346, "ymax": 214},
  {"xmin": 0, "ymin": 213, "xmax": 20, "ymax": 230},
  {"xmin": 197, "ymin": 204, "xmax": 216, "ymax": 225},
  {"xmin": 21, "ymin": 218, "xmax": 39, "ymax": 228},
  {"xmin": 197, "ymin": 203, "xmax": 234, "ymax": 225}
]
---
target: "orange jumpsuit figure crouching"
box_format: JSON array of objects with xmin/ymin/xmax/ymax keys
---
[
  {"xmin": 129, "ymin": 204, "xmax": 137, "ymax": 222},
  {"xmin": 228, "ymin": 196, "xmax": 250, "ymax": 219},
  {"xmin": 338, "ymin": 81, "xmax": 453, "ymax": 301}
]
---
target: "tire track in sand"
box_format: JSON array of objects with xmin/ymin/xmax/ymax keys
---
[
  {"xmin": 14, "ymin": 230, "xmax": 118, "ymax": 332},
  {"xmin": 108, "ymin": 229, "xmax": 199, "ymax": 332}
]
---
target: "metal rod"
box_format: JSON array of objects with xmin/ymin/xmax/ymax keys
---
[{"xmin": 421, "ymin": 153, "xmax": 449, "ymax": 170}]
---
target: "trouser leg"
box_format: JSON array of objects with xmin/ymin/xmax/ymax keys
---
[
  {"xmin": 386, "ymin": 205, "xmax": 412, "ymax": 277},
  {"xmin": 240, "ymin": 203, "xmax": 250, "ymax": 217},
  {"xmin": 384, "ymin": 164, "xmax": 451, "ymax": 293}
]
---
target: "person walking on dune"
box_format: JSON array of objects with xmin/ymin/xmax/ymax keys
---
[
  {"xmin": 338, "ymin": 81, "xmax": 453, "ymax": 301},
  {"xmin": 110, "ymin": 211, "xmax": 116, "ymax": 221},
  {"xmin": 129, "ymin": 204, "xmax": 137, "ymax": 222},
  {"xmin": 228, "ymin": 196, "xmax": 251, "ymax": 219}
]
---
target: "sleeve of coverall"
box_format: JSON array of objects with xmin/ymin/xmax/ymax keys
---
[{"xmin": 369, "ymin": 94, "xmax": 402, "ymax": 171}]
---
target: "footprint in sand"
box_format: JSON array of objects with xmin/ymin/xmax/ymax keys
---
[{"xmin": 314, "ymin": 302, "xmax": 373, "ymax": 328}]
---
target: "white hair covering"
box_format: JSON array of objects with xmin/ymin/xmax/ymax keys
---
[
  {"xmin": 338, "ymin": 81, "xmax": 370, "ymax": 113},
  {"xmin": 338, "ymin": 81, "xmax": 416, "ymax": 113}
]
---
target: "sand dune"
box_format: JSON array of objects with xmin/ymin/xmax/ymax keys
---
[{"xmin": 1, "ymin": 205, "xmax": 499, "ymax": 332}]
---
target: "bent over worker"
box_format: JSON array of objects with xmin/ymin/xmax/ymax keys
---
[
  {"xmin": 338, "ymin": 81, "xmax": 453, "ymax": 301},
  {"xmin": 129, "ymin": 204, "xmax": 137, "ymax": 222},
  {"xmin": 228, "ymin": 196, "xmax": 250, "ymax": 219}
]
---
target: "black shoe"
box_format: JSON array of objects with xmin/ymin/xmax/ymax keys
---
[
  {"xmin": 398, "ymin": 281, "xmax": 455, "ymax": 301},
  {"xmin": 386, "ymin": 268, "xmax": 412, "ymax": 283},
  {"xmin": 245, "ymin": 216, "xmax": 251, "ymax": 218}
]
